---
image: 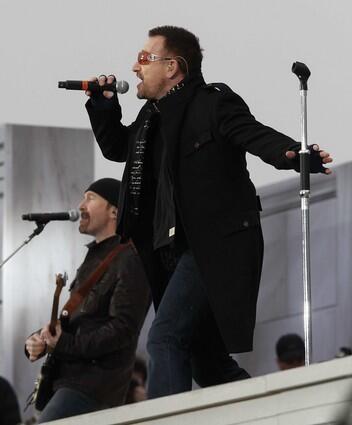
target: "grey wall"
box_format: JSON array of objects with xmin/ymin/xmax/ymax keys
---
[
  {"xmin": 0, "ymin": 124, "xmax": 94, "ymax": 418},
  {"xmin": 235, "ymin": 162, "xmax": 352, "ymax": 375}
]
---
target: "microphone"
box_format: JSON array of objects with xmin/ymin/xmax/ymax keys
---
[
  {"xmin": 22, "ymin": 209, "xmax": 80, "ymax": 223},
  {"xmin": 58, "ymin": 80, "xmax": 129, "ymax": 94}
]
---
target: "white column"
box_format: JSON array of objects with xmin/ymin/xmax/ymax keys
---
[{"xmin": 0, "ymin": 124, "xmax": 94, "ymax": 415}]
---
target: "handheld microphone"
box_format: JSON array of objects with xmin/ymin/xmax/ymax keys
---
[
  {"xmin": 22, "ymin": 210, "xmax": 80, "ymax": 223},
  {"xmin": 58, "ymin": 80, "xmax": 129, "ymax": 94}
]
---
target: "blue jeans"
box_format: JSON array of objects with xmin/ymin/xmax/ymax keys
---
[
  {"xmin": 38, "ymin": 387, "xmax": 105, "ymax": 423},
  {"xmin": 147, "ymin": 250, "xmax": 249, "ymax": 398}
]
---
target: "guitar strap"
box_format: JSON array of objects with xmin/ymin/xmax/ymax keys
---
[{"xmin": 60, "ymin": 239, "xmax": 133, "ymax": 320}]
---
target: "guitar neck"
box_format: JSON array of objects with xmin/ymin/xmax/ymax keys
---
[
  {"xmin": 49, "ymin": 294, "xmax": 60, "ymax": 336},
  {"xmin": 49, "ymin": 273, "xmax": 67, "ymax": 336}
]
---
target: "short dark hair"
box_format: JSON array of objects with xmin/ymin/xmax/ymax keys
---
[
  {"xmin": 148, "ymin": 25, "xmax": 203, "ymax": 75},
  {"xmin": 276, "ymin": 333, "xmax": 305, "ymax": 364}
]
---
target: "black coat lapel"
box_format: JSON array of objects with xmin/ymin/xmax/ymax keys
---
[{"xmin": 152, "ymin": 74, "xmax": 205, "ymax": 249}]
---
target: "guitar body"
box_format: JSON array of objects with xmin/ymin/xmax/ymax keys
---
[{"xmin": 34, "ymin": 353, "xmax": 59, "ymax": 411}]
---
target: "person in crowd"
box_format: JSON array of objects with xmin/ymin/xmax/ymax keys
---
[
  {"xmin": 25, "ymin": 178, "xmax": 150, "ymax": 422},
  {"xmin": 85, "ymin": 26, "xmax": 333, "ymax": 398},
  {"xmin": 0, "ymin": 376, "xmax": 21, "ymax": 425},
  {"xmin": 125, "ymin": 356, "xmax": 148, "ymax": 403},
  {"xmin": 276, "ymin": 333, "xmax": 305, "ymax": 370},
  {"xmin": 335, "ymin": 347, "xmax": 352, "ymax": 358},
  {"xmin": 132, "ymin": 356, "xmax": 147, "ymax": 386}
]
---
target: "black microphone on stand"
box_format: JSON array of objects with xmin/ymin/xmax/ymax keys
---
[
  {"xmin": 58, "ymin": 80, "xmax": 129, "ymax": 94},
  {"xmin": 22, "ymin": 210, "xmax": 80, "ymax": 223},
  {"xmin": 292, "ymin": 62, "xmax": 311, "ymax": 90}
]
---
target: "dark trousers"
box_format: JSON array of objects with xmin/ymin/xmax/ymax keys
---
[
  {"xmin": 38, "ymin": 387, "xmax": 105, "ymax": 423},
  {"xmin": 147, "ymin": 250, "xmax": 249, "ymax": 398}
]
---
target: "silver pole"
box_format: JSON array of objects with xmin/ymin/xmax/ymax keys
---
[
  {"xmin": 0, "ymin": 223, "xmax": 46, "ymax": 269},
  {"xmin": 292, "ymin": 62, "xmax": 312, "ymax": 365}
]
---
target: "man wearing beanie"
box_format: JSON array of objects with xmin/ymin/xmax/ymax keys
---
[{"xmin": 25, "ymin": 178, "xmax": 150, "ymax": 422}]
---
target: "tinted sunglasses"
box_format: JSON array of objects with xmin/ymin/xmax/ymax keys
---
[{"xmin": 137, "ymin": 50, "xmax": 173, "ymax": 65}]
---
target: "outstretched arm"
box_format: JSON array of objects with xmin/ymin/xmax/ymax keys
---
[{"xmin": 215, "ymin": 88, "xmax": 333, "ymax": 173}]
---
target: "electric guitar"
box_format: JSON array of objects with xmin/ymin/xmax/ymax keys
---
[{"xmin": 25, "ymin": 272, "xmax": 67, "ymax": 411}]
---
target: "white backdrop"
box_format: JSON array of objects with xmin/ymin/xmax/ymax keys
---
[{"xmin": 0, "ymin": 0, "xmax": 349, "ymax": 187}]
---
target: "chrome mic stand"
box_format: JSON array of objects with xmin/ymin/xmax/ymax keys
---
[
  {"xmin": 0, "ymin": 223, "xmax": 47, "ymax": 269},
  {"xmin": 292, "ymin": 61, "xmax": 312, "ymax": 365}
]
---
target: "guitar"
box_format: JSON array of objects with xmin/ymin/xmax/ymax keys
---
[{"xmin": 25, "ymin": 272, "xmax": 67, "ymax": 411}]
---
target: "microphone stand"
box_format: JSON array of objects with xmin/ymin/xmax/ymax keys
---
[
  {"xmin": 0, "ymin": 222, "xmax": 47, "ymax": 269},
  {"xmin": 292, "ymin": 61, "xmax": 312, "ymax": 365}
]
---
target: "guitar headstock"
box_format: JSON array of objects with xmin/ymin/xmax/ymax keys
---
[{"xmin": 54, "ymin": 272, "xmax": 68, "ymax": 296}]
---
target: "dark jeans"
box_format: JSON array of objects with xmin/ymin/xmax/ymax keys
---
[
  {"xmin": 147, "ymin": 250, "xmax": 249, "ymax": 398},
  {"xmin": 38, "ymin": 387, "xmax": 105, "ymax": 423}
]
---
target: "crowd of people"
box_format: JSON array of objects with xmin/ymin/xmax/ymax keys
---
[{"xmin": 2, "ymin": 25, "xmax": 335, "ymax": 423}]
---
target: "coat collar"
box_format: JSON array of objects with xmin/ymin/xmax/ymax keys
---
[
  {"xmin": 150, "ymin": 73, "xmax": 206, "ymax": 158},
  {"xmin": 153, "ymin": 73, "xmax": 205, "ymax": 112}
]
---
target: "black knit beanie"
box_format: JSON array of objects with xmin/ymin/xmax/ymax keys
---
[{"xmin": 85, "ymin": 178, "xmax": 121, "ymax": 207}]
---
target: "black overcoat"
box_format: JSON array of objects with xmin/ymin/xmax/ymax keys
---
[{"xmin": 86, "ymin": 77, "xmax": 300, "ymax": 353}]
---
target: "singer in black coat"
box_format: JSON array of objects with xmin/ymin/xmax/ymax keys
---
[
  {"xmin": 85, "ymin": 26, "xmax": 332, "ymax": 397},
  {"xmin": 87, "ymin": 74, "xmax": 305, "ymax": 352}
]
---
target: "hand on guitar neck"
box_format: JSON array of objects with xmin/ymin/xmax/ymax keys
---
[{"xmin": 41, "ymin": 321, "xmax": 62, "ymax": 350}]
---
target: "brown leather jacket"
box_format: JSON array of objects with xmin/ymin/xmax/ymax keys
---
[{"xmin": 49, "ymin": 235, "xmax": 150, "ymax": 407}]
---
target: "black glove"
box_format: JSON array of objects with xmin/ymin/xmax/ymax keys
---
[
  {"xmin": 290, "ymin": 144, "xmax": 326, "ymax": 174},
  {"xmin": 88, "ymin": 75, "xmax": 119, "ymax": 110}
]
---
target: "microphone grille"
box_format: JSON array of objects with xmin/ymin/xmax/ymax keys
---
[
  {"xmin": 117, "ymin": 80, "xmax": 129, "ymax": 94},
  {"xmin": 68, "ymin": 209, "xmax": 80, "ymax": 222}
]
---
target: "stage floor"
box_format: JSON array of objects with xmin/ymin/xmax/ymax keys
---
[{"xmin": 44, "ymin": 356, "xmax": 352, "ymax": 425}]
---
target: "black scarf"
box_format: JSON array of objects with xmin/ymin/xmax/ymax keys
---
[
  {"xmin": 128, "ymin": 74, "xmax": 206, "ymax": 250},
  {"xmin": 128, "ymin": 106, "xmax": 158, "ymax": 217}
]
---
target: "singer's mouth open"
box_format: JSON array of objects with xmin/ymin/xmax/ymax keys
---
[{"xmin": 80, "ymin": 212, "xmax": 89, "ymax": 220}]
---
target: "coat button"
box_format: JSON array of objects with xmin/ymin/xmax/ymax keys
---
[{"xmin": 243, "ymin": 220, "xmax": 249, "ymax": 227}]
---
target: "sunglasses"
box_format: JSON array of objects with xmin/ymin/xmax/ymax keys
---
[{"xmin": 137, "ymin": 50, "xmax": 173, "ymax": 65}]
